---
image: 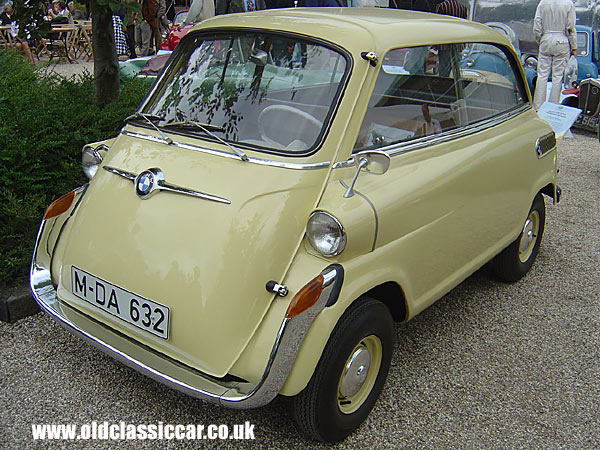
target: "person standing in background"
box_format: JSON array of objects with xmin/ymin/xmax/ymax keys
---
[
  {"xmin": 532, "ymin": 0, "xmax": 577, "ymax": 111},
  {"xmin": 180, "ymin": 0, "xmax": 214, "ymax": 26},
  {"xmin": 141, "ymin": 0, "xmax": 161, "ymax": 54},
  {"xmin": 124, "ymin": 2, "xmax": 138, "ymax": 59}
]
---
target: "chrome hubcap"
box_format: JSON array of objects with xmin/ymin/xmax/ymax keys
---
[
  {"xmin": 518, "ymin": 211, "xmax": 539, "ymax": 263},
  {"xmin": 340, "ymin": 346, "xmax": 371, "ymax": 398},
  {"xmin": 337, "ymin": 335, "xmax": 382, "ymax": 415}
]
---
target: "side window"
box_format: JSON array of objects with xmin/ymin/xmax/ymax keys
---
[
  {"xmin": 459, "ymin": 42, "xmax": 526, "ymax": 124},
  {"xmin": 354, "ymin": 42, "xmax": 526, "ymax": 152}
]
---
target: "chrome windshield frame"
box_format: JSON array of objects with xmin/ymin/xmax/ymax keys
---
[{"xmin": 120, "ymin": 129, "xmax": 331, "ymax": 171}]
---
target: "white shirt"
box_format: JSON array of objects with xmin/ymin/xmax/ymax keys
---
[
  {"xmin": 182, "ymin": 0, "xmax": 215, "ymax": 26},
  {"xmin": 533, "ymin": 0, "xmax": 577, "ymax": 52}
]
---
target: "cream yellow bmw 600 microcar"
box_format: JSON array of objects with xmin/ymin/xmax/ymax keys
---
[{"xmin": 31, "ymin": 8, "xmax": 560, "ymax": 442}]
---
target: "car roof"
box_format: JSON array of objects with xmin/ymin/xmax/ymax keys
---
[{"xmin": 195, "ymin": 8, "xmax": 511, "ymax": 54}]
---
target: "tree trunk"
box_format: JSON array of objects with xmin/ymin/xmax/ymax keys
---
[{"xmin": 91, "ymin": 0, "xmax": 119, "ymax": 106}]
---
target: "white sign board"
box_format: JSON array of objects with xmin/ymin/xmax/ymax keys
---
[{"xmin": 537, "ymin": 102, "xmax": 582, "ymax": 138}]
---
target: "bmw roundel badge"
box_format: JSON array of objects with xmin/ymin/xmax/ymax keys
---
[
  {"xmin": 137, "ymin": 172, "xmax": 153, "ymax": 194},
  {"xmin": 134, "ymin": 169, "xmax": 162, "ymax": 199}
]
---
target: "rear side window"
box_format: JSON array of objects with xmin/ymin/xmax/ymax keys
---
[{"xmin": 354, "ymin": 42, "xmax": 526, "ymax": 151}]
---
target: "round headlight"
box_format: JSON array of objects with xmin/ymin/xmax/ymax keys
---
[
  {"xmin": 82, "ymin": 145, "xmax": 104, "ymax": 179},
  {"xmin": 306, "ymin": 211, "xmax": 346, "ymax": 257},
  {"xmin": 524, "ymin": 56, "xmax": 538, "ymax": 70}
]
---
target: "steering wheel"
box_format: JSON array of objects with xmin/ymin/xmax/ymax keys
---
[{"xmin": 258, "ymin": 105, "xmax": 323, "ymax": 149}]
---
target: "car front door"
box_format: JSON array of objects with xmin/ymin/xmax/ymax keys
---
[{"xmin": 347, "ymin": 42, "xmax": 540, "ymax": 314}]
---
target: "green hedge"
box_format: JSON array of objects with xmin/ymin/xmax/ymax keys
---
[{"xmin": 0, "ymin": 50, "xmax": 148, "ymax": 288}]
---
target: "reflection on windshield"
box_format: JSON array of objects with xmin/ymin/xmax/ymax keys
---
[{"xmin": 142, "ymin": 32, "xmax": 348, "ymax": 154}]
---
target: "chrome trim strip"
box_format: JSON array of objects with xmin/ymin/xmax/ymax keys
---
[
  {"xmin": 104, "ymin": 166, "xmax": 231, "ymax": 205},
  {"xmin": 157, "ymin": 180, "xmax": 231, "ymax": 205},
  {"xmin": 30, "ymin": 220, "xmax": 341, "ymax": 408},
  {"xmin": 121, "ymin": 130, "xmax": 331, "ymax": 171},
  {"xmin": 333, "ymin": 104, "xmax": 531, "ymax": 168},
  {"xmin": 220, "ymin": 265, "xmax": 340, "ymax": 407},
  {"xmin": 103, "ymin": 166, "xmax": 136, "ymax": 181}
]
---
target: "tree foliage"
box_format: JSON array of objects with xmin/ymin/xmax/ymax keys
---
[
  {"xmin": 13, "ymin": 0, "xmax": 141, "ymax": 105},
  {"xmin": 0, "ymin": 49, "xmax": 147, "ymax": 287}
]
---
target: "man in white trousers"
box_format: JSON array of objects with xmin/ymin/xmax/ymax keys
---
[
  {"xmin": 181, "ymin": 0, "xmax": 214, "ymax": 27},
  {"xmin": 532, "ymin": 0, "xmax": 577, "ymax": 111}
]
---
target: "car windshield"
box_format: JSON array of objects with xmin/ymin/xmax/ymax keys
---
[
  {"xmin": 141, "ymin": 31, "xmax": 348, "ymax": 154},
  {"xmin": 174, "ymin": 11, "xmax": 188, "ymax": 26}
]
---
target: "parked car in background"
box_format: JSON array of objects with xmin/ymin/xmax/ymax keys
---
[
  {"xmin": 119, "ymin": 51, "xmax": 171, "ymax": 82},
  {"xmin": 522, "ymin": 24, "xmax": 600, "ymax": 132},
  {"xmin": 32, "ymin": 8, "xmax": 560, "ymax": 442},
  {"xmin": 119, "ymin": 10, "xmax": 194, "ymax": 82},
  {"xmin": 559, "ymin": 25, "xmax": 600, "ymax": 131},
  {"xmin": 462, "ymin": 22, "xmax": 537, "ymax": 93},
  {"xmin": 471, "ymin": 0, "xmax": 600, "ymax": 132},
  {"xmin": 160, "ymin": 10, "xmax": 193, "ymax": 51}
]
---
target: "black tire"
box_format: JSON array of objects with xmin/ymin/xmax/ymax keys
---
[
  {"xmin": 492, "ymin": 194, "xmax": 545, "ymax": 282},
  {"xmin": 562, "ymin": 96, "xmax": 579, "ymax": 108},
  {"xmin": 291, "ymin": 297, "xmax": 394, "ymax": 442}
]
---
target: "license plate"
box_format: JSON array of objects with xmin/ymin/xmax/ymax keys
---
[
  {"xmin": 71, "ymin": 266, "xmax": 170, "ymax": 339},
  {"xmin": 575, "ymin": 113, "xmax": 599, "ymax": 130}
]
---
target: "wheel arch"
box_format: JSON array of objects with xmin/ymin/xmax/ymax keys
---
[
  {"xmin": 362, "ymin": 281, "xmax": 408, "ymax": 323},
  {"xmin": 540, "ymin": 182, "xmax": 560, "ymax": 204},
  {"xmin": 280, "ymin": 279, "xmax": 407, "ymax": 396}
]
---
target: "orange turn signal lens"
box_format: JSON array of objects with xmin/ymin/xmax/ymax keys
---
[
  {"xmin": 285, "ymin": 274, "xmax": 324, "ymax": 319},
  {"xmin": 43, "ymin": 190, "xmax": 75, "ymax": 220}
]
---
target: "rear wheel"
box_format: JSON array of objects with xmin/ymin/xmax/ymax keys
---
[
  {"xmin": 291, "ymin": 297, "xmax": 394, "ymax": 442},
  {"xmin": 492, "ymin": 194, "xmax": 545, "ymax": 282}
]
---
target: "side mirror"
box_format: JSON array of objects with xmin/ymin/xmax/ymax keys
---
[{"xmin": 344, "ymin": 151, "xmax": 390, "ymax": 198}]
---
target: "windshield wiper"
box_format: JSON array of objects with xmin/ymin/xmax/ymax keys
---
[
  {"xmin": 162, "ymin": 120, "xmax": 248, "ymax": 162},
  {"xmin": 125, "ymin": 112, "xmax": 173, "ymax": 145},
  {"xmin": 163, "ymin": 121, "xmax": 225, "ymax": 132}
]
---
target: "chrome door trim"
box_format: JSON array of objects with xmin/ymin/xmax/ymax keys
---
[{"xmin": 333, "ymin": 104, "xmax": 531, "ymax": 169}]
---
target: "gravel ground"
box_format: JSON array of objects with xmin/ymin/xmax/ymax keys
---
[{"xmin": 1, "ymin": 129, "xmax": 599, "ymax": 449}]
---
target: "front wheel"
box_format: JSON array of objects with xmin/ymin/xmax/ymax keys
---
[
  {"xmin": 492, "ymin": 194, "xmax": 546, "ymax": 282},
  {"xmin": 291, "ymin": 297, "xmax": 394, "ymax": 442}
]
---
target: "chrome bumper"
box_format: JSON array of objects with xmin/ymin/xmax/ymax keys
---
[{"xmin": 30, "ymin": 219, "xmax": 342, "ymax": 409}]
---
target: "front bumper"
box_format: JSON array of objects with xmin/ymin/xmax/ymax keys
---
[{"xmin": 31, "ymin": 219, "xmax": 342, "ymax": 408}]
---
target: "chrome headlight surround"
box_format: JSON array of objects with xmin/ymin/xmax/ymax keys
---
[
  {"xmin": 306, "ymin": 211, "xmax": 347, "ymax": 257},
  {"xmin": 82, "ymin": 144, "xmax": 108, "ymax": 180}
]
